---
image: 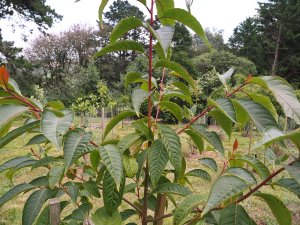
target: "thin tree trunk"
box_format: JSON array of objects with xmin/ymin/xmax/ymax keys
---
[
  {"xmin": 271, "ymin": 25, "xmax": 282, "ymax": 76},
  {"xmin": 154, "ymin": 194, "xmax": 167, "ymax": 225}
]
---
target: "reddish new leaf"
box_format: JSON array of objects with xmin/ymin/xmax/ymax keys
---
[{"xmin": 0, "ymin": 65, "xmax": 9, "ymax": 87}]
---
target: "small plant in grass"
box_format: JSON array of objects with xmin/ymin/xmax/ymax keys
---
[{"xmin": 0, "ymin": 1, "xmax": 300, "ymax": 225}]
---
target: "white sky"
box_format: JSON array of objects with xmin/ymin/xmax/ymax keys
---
[{"xmin": 0, "ymin": 0, "xmax": 260, "ymax": 49}]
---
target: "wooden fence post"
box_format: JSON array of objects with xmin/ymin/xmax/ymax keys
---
[{"xmin": 49, "ymin": 198, "xmax": 60, "ymax": 225}]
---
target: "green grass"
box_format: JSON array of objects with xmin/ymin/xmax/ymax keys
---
[{"xmin": 0, "ymin": 119, "xmax": 299, "ymax": 224}]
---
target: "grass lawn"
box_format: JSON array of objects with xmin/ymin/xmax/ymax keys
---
[{"xmin": 0, "ymin": 118, "xmax": 299, "ymax": 225}]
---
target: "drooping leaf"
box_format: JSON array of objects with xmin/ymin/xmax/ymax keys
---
[
  {"xmin": 0, "ymin": 183, "xmax": 35, "ymax": 206},
  {"xmin": 273, "ymin": 178, "xmax": 300, "ymax": 197},
  {"xmin": 185, "ymin": 128, "xmax": 204, "ymax": 153},
  {"xmin": 94, "ymin": 40, "xmax": 144, "ymax": 58},
  {"xmin": 172, "ymin": 81, "xmax": 191, "ymax": 98},
  {"xmin": 162, "ymin": 8, "xmax": 211, "ymax": 48},
  {"xmin": 203, "ymin": 175, "xmax": 250, "ymax": 215},
  {"xmin": 46, "ymin": 101, "xmax": 65, "ymax": 110},
  {"xmin": 153, "ymin": 182, "xmax": 190, "ymax": 196},
  {"xmin": 254, "ymin": 127, "xmax": 300, "ymax": 150},
  {"xmin": 98, "ymin": 0, "xmax": 110, "ymax": 27},
  {"xmin": 65, "ymin": 182, "xmax": 79, "ymax": 202},
  {"xmin": 250, "ymin": 76, "xmax": 300, "ymax": 124},
  {"xmin": 83, "ymin": 180, "xmax": 101, "ymax": 198},
  {"xmin": 0, "ymin": 121, "xmax": 12, "ymax": 138},
  {"xmin": 192, "ymin": 124, "xmax": 224, "ymax": 155},
  {"xmin": 131, "ymin": 88, "xmax": 148, "ymax": 116},
  {"xmin": 136, "ymin": 149, "xmax": 148, "ymax": 180},
  {"xmin": 26, "ymin": 134, "xmax": 48, "ymax": 146},
  {"xmin": 225, "ymin": 167, "xmax": 257, "ymax": 185},
  {"xmin": 285, "ymin": 161, "xmax": 300, "ymax": 185},
  {"xmin": 148, "ymin": 140, "xmax": 169, "ymax": 186},
  {"xmin": 198, "ymin": 158, "xmax": 218, "ymax": 172},
  {"xmin": 155, "ymin": 60, "xmax": 195, "ymax": 89},
  {"xmin": 219, "ymin": 204, "xmax": 256, "ymax": 225},
  {"xmin": 157, "ymin": 124, "xmax": 182, "ymax": 174},
  {"xmin": 41, "ymin": 109, "xmax": 74, "ymax": 150},
  {"xmin": 155, "ymin": 25, "xmax": 175, "ymax": 56},
  {"xmin": 131, "ymin": 120, "xmax": 154, "ymax": 141},
  {"xmin": 99, "ymin": 144, "xmax": 124, "ymax": 189},
  {"xmin": 158, "ymin": 101, "xmax": 183, "ymax": 122},
  {"xmin": 217, "ymin": 68, "xmax": 235, "ymax": 91},
  {"xmin": 22, "ymin": 189, "xmax": 51, "ymax": 225},
  {"xmin": 156, "ymin": 0, "xmax": 175, "ymax": 26},
  {"xmin": 92, "ymin": 207, "xmax": 122, "ymax": 225},
  {"xmin": 254, "ymin": 193, "xmax": 292, "ymax": 225},
  {"xmin": 110, "ymin": 17, "xmax": 143, "ymax": 42},
  {"xmin": 234, "ymin": 100, "xmax": 278, "ymax": 132},
  {"xmin": 64, "ymin": 129, "xmax": 92, "ymax": 170},
  {"xmin": 186, "ymin": 169, "xmax": 211, "ymax": 181},
  {"xmin": 0, "ymin": 121, "xmax": 39, "ymax": 149},
  {"xmin": 32, "ymin": 156, "xmax": 60, "ymax": 169},
  {"xmin": 232, "ymin": 100, "xmax": 249, "ymax": 128},
  {"xmin": 209, "ymin": 109, "xmax": 233, "ymax": 138},
  {"xmin": 208, "ymin": 98, "xmax": 236, "ymax": 123},
  {"xmin": 0, "ymin": 105, "xmax": 28, "ymax": 129},
  {"xmin": 103, "ymin": 171, "xmax": 125, "ymax": 215},
  {"xmin": 173, "ymin": 194, "xmax": 205, "ymax": 225},
  {"xmin": 163, "ymin": 90, "xmax": 192, "ymax": 104},
  {"xmin": 104, "ymin": 111, "xmax": 136, "ymax": 139},
  {"xmin": 247, "ymin": 92, "xmax": 278, "ymax": 120},
  {"xmin": 120, "ymin": 209, "xmax": 137, "ymax": 221},
  {"xmin": 235, "ymin": 155, "xmax": 270, "ymax": 180}
]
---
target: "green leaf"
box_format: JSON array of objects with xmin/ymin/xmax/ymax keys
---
[
  {"xmin": 153, "ymin": 182, "xmax": 190, "ymax": 196},
  {"xmin": 0, "ymin": 104, "xmax": 28, "ymax": 129},
  {"xmin": 0, "ymin": 156, "xmax": 33, "ymax": 173},
  {"xmin": 118, "ymin": 133, "xmax": 142, "ymax": 153},
  {"xmin": 163, "ymin": 90, "xmax": 192, "ymax": 104},
  {"xmin": 104, "ymin": 111, "xmax": 136, "ymax": 139},
  {"xmin": 32, "ymin": 156, "xmax": 59, "ymax": 169},
  {"xmin": 148, "ymin": 140, "xmax": 169, "ymax": 186},
  {"xmin": 99, "ymin": 144, "xmax": 124, "ymax": 189},
  {"xmin": 218, "ymin": 68, "xmax": 235, "ymax": 91},
  {"xmin": 46, "ymin": 101, "xmax": 65, "ymax": 110},
  {"xmin": 123, "ymin": 155, "xmax": 138, "ymax": 178},
  {"xmin": 254, "ymin": 193, "xmax": 292, "ymax": 225},
  {"xmin": 198, "ymin": 158, "xmax": 218, "ymax": 172},
  {"xmin": 110, "ymin": 17, "xmax": 143, "ymax": 42},
  {"xmin": 83, "ymin": 180, "xmax": 101, "ymax": 198},
  {"xmin": 172, "ymin": 81, "xmax": 191, "ymax": 98},
  {"xmin": 98, "ymin": 0, "xmax": 110, "ymax": 27},
  {"xmin": 203, "ymin": 175, "xmax": 250, "ymax": 215},
  {"xmin": 156, "ymin": 0, "xmax": 175, "ymax": 26},
  {"xmin": 254, "ymin": 127, "xmax": 300, "ymax": 151},
  {"xmin": 155, "ymin": 60, "xmax": 195, "ymax": 89},
  {"xmin": 154, "ymin": 25, "xmax": 175, "ymax": 56},
  {"xmin": 232, "ymin": 100, "xmax": 249, "ymax": 128},
  {"xmin": 210, "ymin": 109, "xmax": 233, "ymax": 138},
  {"xmin": 92, "ymin": 207, "xmax": 122, "ymax": 225},
  {"xmin": 247, "ymin": 93, "xmax": 278, "ymax": 120},
  {"xmin": 136, "ymin": 149, "xmax": 148, "ymax": 180},
  {"xmin": 0, "ymin": 121, "xmax": 12, "ymax": 138},
  {"xmin": 124, "ymin": 72, "xmax": 144, "ymax": 88},
  {"xmin": 49, "ymin": 165, "xmax": 64, "ymax": 188},
  {"xmin": 157, "ymin": 124, "xmax": 182, "ymax": 175},
  {"xmin": 208, "ymin": 98, "xmax": 236, "ymax": 123},
  {"xmin": 22, "ymin": 189, "xmax": 50, "ymax": 225},
  {"xmin": 285, "ymin": 161, "xmax": 300, "ymax": 185},
  {"xmin": 131, "ymin": 120, "xmax": 154, "ymax": 141},
  {"xmin": 219, "ymin": 204, "xmax": 256, "ymax": 225},
  {"xmin": 0, "ymin": 183, "xmax": 35, "ymax": 207},
  {"xmin": 0, "ymin": 121, "xmax": 40, "ymax": 149},
  {"xmin": 250, "ymin": 76, "xmax": 300, "ymax": 124},
  {"xmin": 192, "ymin": 124, "xmax": 224, "ymax": 155},
  {"xmin": 103, "ymin": 171, "xmax": 125, "ymax": 215},
  {"xmin": 131, "ymin": 88, "xmax": 148, "ymax": 116},
  {"xmin": 30, "ymin": 176, "xmax": 49, "ymax": 187},
  {"xmin": 94, "ymin": 40, "xmax": 144, "ymax": 58},
  {"xmin": 186, "ymin": 169, "xmax": 211, "ymax": 181},
  {"xmin": 65, "ymin": 182, "xmax": 79, "ymax": 202},
  {"xmin": 235, "ymin": 155, "xmax": 270, "ymax": 180},
  {"xmin": 173, "ymin": 194, "xmax": 205, "ymax": 225},
  {"xmin": 158, "ymin": 101, "xmax": 183, "ymax": 122},
  {"xmin": 35, "ymin": 201, "xmax": 69, "ymax": 225},
  {"xmin": 273, "ymin": 178, "xmax": 300, "ymax": 196},
  {"xmin": 162, "ymin": 8, "xmax": 211, "ymax": 48},
  {"xmin": 41, "ymin": 109, "xmax": 74, "ymax": 150},
  {"xmin": 225, "ymin": 167, "xmax": 257, "ymax": 185},
  {"xmin": 26, "ymin": 134, "xmax": 48, "ymax": 146},
  {"xmin": 64, "ymin": 129, "xmax": 92, "ymax": 170},
  {"xmin": 120, "ymin": 209, "xmax": 137, "ymax": 221},
  {"xmin": 185, "ymin": 128, "xmax": 204, "ymax": 153},
  {"xmin": 234, "ymin": 100, "xmax": 279, "ymax": 132}
]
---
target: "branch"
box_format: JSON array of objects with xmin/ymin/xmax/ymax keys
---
[
  {"xmin": 155, "ymin": 67, "xmax": 166, "ymax": 124},
  {"xmin": 123, "ymin": 197, "xmax": 143, "ymax": 214}
]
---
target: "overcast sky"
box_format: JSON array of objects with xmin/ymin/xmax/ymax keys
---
[{"xmin": 0, "ymin": 0, "xmax": 260, "ymax": 48}]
